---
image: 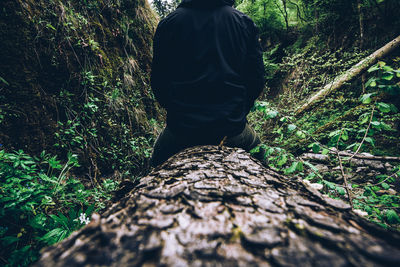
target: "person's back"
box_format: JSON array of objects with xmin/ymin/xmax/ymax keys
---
[{"xmin": 151, "ymin": 0, "xmax": 265, "ymax": 166}]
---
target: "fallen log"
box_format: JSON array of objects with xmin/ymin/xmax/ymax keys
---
[
  {"xmin": 295, "ymin": 34, "xmax": 400, "ymax": 116},
  {"xmin": 37, "ymin": 146, "xmax": 400, "ymax": 266}
]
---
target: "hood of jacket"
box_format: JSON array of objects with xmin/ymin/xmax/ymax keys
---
[{"xmin": 178, "ymin": 0, "xmax": 234, "ymax": 8}]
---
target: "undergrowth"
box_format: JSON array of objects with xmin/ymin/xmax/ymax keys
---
[
  {"xmin": 0, "ymin": 149, "xmax": 118, "ymax": 266},
  {"xmin": 250, "ymin": 58, "xmax": 400, "ymax": 230}
]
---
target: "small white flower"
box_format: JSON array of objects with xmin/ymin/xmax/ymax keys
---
[{"xmin": 79, "ymin": 213, "xmax": 90, "ymax": 225}]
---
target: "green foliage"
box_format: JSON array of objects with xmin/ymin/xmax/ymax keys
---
[
  {"xmin": 237, "ymin": 0, "xmax": 285, "ymax": 40},
  {"xmin": 0, "ymin": 150, "xmax": 116, "ymax": 266},
  {"xmin": 249, "ymin": 61, "xmax": 400, "ymax": 230},
  {"xmin": 0, "ymin": 0, "xmax": 160, "ymax": 181},
  {"xmin": 152, "ymin": 0, "xmax": 180, "ymax": 18}
]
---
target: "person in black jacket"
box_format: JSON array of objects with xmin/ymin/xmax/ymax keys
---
[{"xmin": 150, "ymin": 0, "xmax": 265, "ymax": 166}]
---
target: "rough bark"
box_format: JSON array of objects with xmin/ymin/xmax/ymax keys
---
[
  {"xmin": 295, "ymin": 34, "xmax": 400, "ymax": 116},
  {"xmin": 37, "ymin": 146, "xmax": 400, "ymax": 266}
]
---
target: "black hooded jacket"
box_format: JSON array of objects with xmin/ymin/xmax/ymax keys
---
[{"xmin": 151, "ymin": 0, "xmax": 265, "ymax": 139}]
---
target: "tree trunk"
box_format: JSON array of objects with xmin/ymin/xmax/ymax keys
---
[
  {"xmin": 37, "ymin": 146, "xmax": 400, "ymax": 266},
  {"xmin": 295, "ymin": 34, "xmax": 400, "ymax": 116},
  {"xmin": 282, "ymin": 0, "xmax": 289, "ymax": 31},
  {"xmin": 357, "ymin": 0, "xmax": 365, "ymax": 49}
]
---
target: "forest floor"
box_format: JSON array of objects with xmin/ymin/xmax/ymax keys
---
[{"xmin": 248, "ymin": 49, "xmax": 400, "ymax": 231}]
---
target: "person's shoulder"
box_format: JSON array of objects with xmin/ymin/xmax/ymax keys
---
[{"xmin": 157, "ymin": 8, "xmax": 184, "ymax": 29}]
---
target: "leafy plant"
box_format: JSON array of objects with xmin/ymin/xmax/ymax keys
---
[{"xmin": 0, "ymin": 150, "xmax": 117, "ymax": 266}]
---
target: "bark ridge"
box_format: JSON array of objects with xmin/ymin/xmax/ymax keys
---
[{"xmin": 37, "ymin": 146, "xmax": 400, "ymax": 266}]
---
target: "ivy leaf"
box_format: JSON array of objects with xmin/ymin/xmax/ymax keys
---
[{"xmin": 377, "ymin": 102, "xmax": 391, "ymax": 113}]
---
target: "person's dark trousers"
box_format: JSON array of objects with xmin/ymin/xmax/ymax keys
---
[{"xmin": 150, "ymin": 124, "xmax": 261, "ymax": 167}]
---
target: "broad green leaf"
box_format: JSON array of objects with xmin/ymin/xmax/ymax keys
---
[
  {"xmin": 376, "ymin": 102, "xmax": 391, "ymax": 113},
  {"xmin": 323, "ymin": 180, "xmax": 336, "ymax": 190},
  {"xmin": 336, "ymin": 187, "xmax": 346, "ymax": 195},
  {"xmin": 277, "ymin": 154, "xmax": 288, "ymax": 167},
  {"xmin": 364, "ymin": 137, "xmax": 375, "ymax": 146},
  {"xmin": 377, "ymin": 61, "xmax": 386, "ymax": 67},
  {"xmin": 371, "ymin": 121, "xmax": 381, "ymax": 129},
  {"xmin": 367, "ymin": 64, "xmax": 380, "ymax": 73},
  {"xmin": 380, "ymin": 122, "xmax": 393, "ymax": 131},
  {"xmin": 287, "ymin": 124, "xmax": 297, "ymax": 132},
  {"xmin": 266, "ymin": 110, "xmax": 278, "ymax": 119},
  {"xmin": 381, "ymin": 72, "xmax": 394, "ymax": 81},
  {"xmin": 365, "ymin": 78, "xmax": 376, "ymax": 88},
  {"xmin": 382, "ymin": 65, "xmax": 394, "ymax": 72},
  {"xmin": 322, "ymin": 148, "xmax": 329, "ymax": 155},
  {"xmin": 312, "ymin": 143, "xmax": 320, "ymax": 153},
  {"xmin": 346, "ymin": 143, "xmax": 357, "ymax": 150},
  {"xmin": 296, "ymin": 130, "xmax": 306, "ymax": 139},
  {"xmin": 372, "ymin": 186, "xmax": 381, "ymax": 192},
  {"xmin": 30, "ymin": 214, "xmax": 47, "ymax": 229},
  {"xmin": 390, "ymin": 104, "xmax": 398, "ymax": 112},
  {"xmin": 329, "ymin": 129, "xmax": 341, "ymax": 137},
  {"xmin": 287, "ymin": 161, "xmax": 303, "ymax": 173},
  {"xmin": 359, "ymin": 113, "xmax": 370, "ymax": 124},
  {"xmin": 341, "ymin": 130, "xmax": 349, "ymax": 141},
  {"xmin": 381, "ymin": 183, "xmax": 390, "ymax": 190},
  {"xmin": 295, "ymin": 161, "xmax": 304, "ymax": 172},
  {"xmin": 360, "ymin": 93, "xmax": 373, "ymax": 104}
]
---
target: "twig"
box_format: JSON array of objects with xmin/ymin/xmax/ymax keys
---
[
  {"xmin": 371, "ymin": 172, "xmax": 399, "ymax": 186},
  {"xmin": 336, "ymin": 152, "xmax": 400, "ymax": 162},
  {"xmin": 336, "ymin": 128, "xmax": 353, "ymax": 208},
  {"xmin": 347, "ymin": 101, "xmax": 376, "ymax": 161}
]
